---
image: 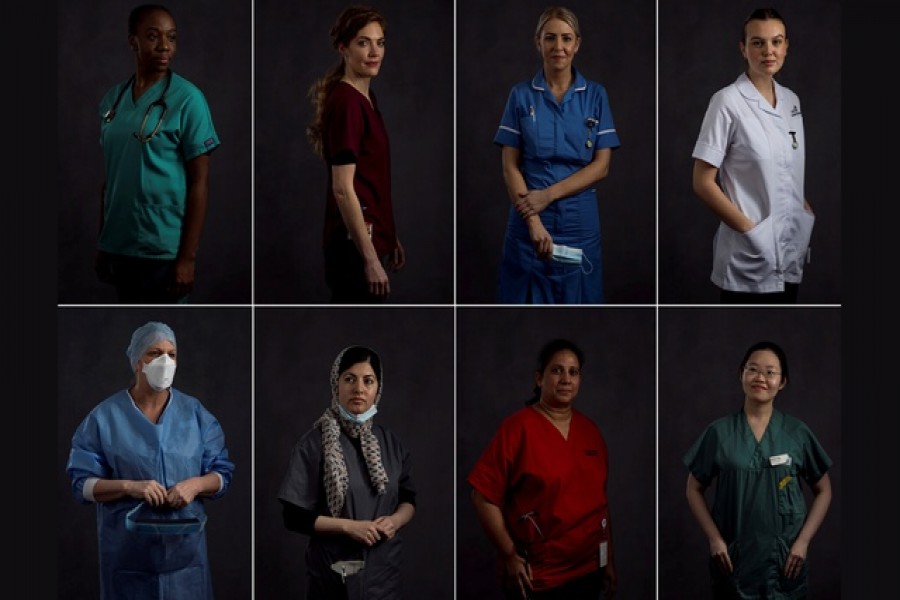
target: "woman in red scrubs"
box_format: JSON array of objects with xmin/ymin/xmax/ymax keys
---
[
  {"xmin": 468, "ymin": 338, "xmax": 617, "ymax": 599},
  {"xmin": 306, "ymin": 5, "xmax": 405, "ymax": 303}
]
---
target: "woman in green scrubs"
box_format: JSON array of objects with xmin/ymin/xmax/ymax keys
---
[
  {"xmin": 95, "ymin": 4, "xmax": 220, "ymax": 303},
  {"xmin": 684, "ymin": 340, "xmax": 832, "ymax": 599}
]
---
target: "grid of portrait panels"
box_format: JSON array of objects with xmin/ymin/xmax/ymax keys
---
[{"xmin": 56, "ymin": 1, "xmax": 842, "ymax": 599}]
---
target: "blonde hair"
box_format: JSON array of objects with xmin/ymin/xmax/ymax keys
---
[
  {"xmin": 307, "ymin": 5, "xmax": 387, "ymax": 158},
  {"xmin": 534, "ymin": 5, "xmax": 581, "ymax": 40}
]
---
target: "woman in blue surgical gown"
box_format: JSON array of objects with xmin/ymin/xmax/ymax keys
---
[
  {"xmin": 684, "ymin": 340, "xmax": 832, "ymax": 599},
  {"xmin": 66, "ymin": 321, "xmax": 234, "ymax": 599}
]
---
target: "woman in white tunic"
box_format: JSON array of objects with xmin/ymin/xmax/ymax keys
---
[{"xmin": 692, "ymin": 7, "xmax": 814, "ymax": 304}]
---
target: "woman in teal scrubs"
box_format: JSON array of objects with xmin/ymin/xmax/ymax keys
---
[
  {"xmin": 684, "ymin": 340, "xmax": 832, "ymax": 599},
  {"xmin": 95, "ymin": 4, "xmax": 220, "ymax": 303}
]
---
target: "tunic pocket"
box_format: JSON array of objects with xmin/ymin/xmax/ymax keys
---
[
  {"xmin": 718, "ymin": 217, "xmax": 777, "ymax": 286},
  {"xmin": 781, "ymin": 208, "xmax": 815, "ymax": 280}
]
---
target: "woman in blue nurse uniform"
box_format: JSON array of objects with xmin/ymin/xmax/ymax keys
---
[
  {"xmin": 66, "ymin": 321, "xmax": 234, "ymax": 599},
  {"xmin": 94, "ymin": 4, "xmax": 220, "ymax": 303},
  {"xmin": 494, "ymin": 5, "xmax": 620, "ymax": 304},
  {"xmin": 692, "ymin": 8, "xmax": 814, "ymax": 304}
]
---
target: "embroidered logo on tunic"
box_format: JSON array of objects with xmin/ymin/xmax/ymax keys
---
[
  {"xmin": 204, "ymin": 137, "xmax": 215, "ymax": 148},
  {"xmin": 790, "ymin": 105, "xmax": 801, "ymax": 117}
]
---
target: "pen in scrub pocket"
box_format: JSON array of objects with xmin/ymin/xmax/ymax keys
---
[{"xmin": 530, "ymin": 105, "xmax": 535, "ymax": 122}]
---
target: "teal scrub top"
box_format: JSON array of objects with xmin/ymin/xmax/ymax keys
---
[
  {"xmin": 684, "ymin": 409, "xmax": 832, "ymax": 599},
  {"xmin": 98, "ymin": 71, "xmax": 220, "ymax": 259}
]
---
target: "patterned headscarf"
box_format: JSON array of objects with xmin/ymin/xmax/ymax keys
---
[{"xmin": 315, "ymin": 346, "xmax": 389, "ymax": 517}]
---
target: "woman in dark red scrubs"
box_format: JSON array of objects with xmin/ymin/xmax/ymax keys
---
[
  {"xmin": 306, "ymin": 5, "xmax": 405, "ymax": 303},
  {"xmin": 468, "ymin": 338, "xmax": 617, "ymax": 599}
]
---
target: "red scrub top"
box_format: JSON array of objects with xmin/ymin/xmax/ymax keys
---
[
  {"xmin": 468, "ymin": 406, "xmax": 610, "ymax": 591},
  {"xmin": 322, "ymin": 81, "xmax": 397, "ymax": 257}
]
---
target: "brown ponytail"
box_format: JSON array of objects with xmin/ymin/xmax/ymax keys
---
[{"xmin": 307, "ymin": 5, "xmax": 387, "ymax": 158}]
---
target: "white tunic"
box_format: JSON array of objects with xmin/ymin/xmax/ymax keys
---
[{"xmin": 693, "ymin": 72, "xmax": 814, "ymax": 293}]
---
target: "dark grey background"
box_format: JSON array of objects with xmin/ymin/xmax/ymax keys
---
[
  {"xmin": 456, "ymin": 307, "xmax": 657, "ymax": 598},
  {"xmin": 456, "ymin": 0, "xmax": 657, "ymax": 304},
  {"xmin": 658, "ymin": 307, "xmax": 841, "ymax": 598},
  {"xmin": 56, "ymin": 307, "xmax": 252, "ymax": 599},
  {"xmin": 254, "ymin": 307, "xmax": 455, "ymax": 598},
  {"xmin": 254, "ymin": 0, "xmax": 454, "ymax": 304},
  {"xmin": 57, "ymin": 0, "xmax": 252, "ymax": 304},
  {"xmin": 658, "ymin": 1, "xmax": 842, "ymax": 304}
]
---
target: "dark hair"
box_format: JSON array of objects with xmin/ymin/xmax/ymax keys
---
[
  {"xmin": 307, "ymin": 5, "xmax": 387, "ymax": 158},
  {"xmin": 527, "ymin": 338, "xmax": 585, "ymax": 404},
  {"xmin": 739, "ymin": 340, "xmax": 789, "ymax": 385},
  {"xmin": 338, "ymin": 345, "xmax": 382, "ymax": 382},
  {"xmin": 129, "ymin": 4, "xmax": 174, "ymax": 35},
  {"xmin": 741, "ymin": 7, "xmax": 785, "ymax": 42}
]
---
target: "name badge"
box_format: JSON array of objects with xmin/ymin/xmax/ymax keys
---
[
  {"xmin": 769, "ymin": 453, "xmax": 791, "ymax": 467},
  {"xmin": 599, "ymin": 541, "xmax": 608, "ymax": 568}
]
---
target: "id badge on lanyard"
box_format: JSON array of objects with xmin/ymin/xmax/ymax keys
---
[{"xmin": 599, "ymin": 516, "xmax": 609, "ymax": 567}]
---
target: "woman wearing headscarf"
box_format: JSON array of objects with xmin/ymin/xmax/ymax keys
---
[
  {"xmin": 278, "ymin": 345, "xmax": 416, "ymax": 599},
  {"xmin": 66, "ymin": 321, "xmax": 235, "ymax": 599}
]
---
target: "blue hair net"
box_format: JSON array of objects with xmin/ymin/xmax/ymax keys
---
[{"xmin": 126, "ymin": 321, "xmax": 177, "ymax": 370}]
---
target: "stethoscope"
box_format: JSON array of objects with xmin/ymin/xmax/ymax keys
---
[{"xmin": 103, "ymin": 70, "xmax": 172, "ymax": 143}]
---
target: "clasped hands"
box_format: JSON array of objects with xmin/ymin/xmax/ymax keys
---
[
  {"xmin": 514, "ymin": 189, "xmax": 553, "ymax": 219},
  {"xmin": 130, "ymin": 479, "xmax": 199, "ymax": 509},
  {"xmin": 347, "ymin": 516, "xmax": 398, "ymax": 547}
]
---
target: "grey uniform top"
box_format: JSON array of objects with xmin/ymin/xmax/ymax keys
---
[{"xmin": 278, "ymin": 424, "xmax": 415, "ymax": 600}]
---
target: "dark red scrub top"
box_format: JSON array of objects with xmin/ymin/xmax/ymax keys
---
[
  {"xmin": 468, "ymin": 406, "xmax": 610, "ymax": 591},
  {"xmin": 322, "ymin": 81, "xmax": 397, "ymax": 258}
]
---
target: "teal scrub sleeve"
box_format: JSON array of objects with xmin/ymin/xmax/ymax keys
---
[
  {"xmin": 683, "ymin": 424, "xmax": 721, "ymax": 487},
  {"xmin": 179, "ymin": 89, "xmax": 220, "ymax": 161},
  {"xmin": 796, "ymin": 422, "xmax": 832, "ymax": 485}
]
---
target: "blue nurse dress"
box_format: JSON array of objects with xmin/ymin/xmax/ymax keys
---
[{"xmin": 494, "ymin": 68, "xmax": 620, "ymax": 304}]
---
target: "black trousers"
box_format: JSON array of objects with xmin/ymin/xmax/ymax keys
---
[
  {"xmin": 324, "ymin": 241, "xmax": 386, "ymax": 304},
  {"xmin": 98, "ymin": 252, "xmax": 188, "ymax": 304},
  {"xmin": 719, "ymin": 282, "xmax": 799, "ymax": 304},
  {"xmin": 505, "ymin": 569, "xmax": 605, "ymax": 600}
]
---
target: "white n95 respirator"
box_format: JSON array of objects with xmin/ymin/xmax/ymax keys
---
[{"xmin": 142, "ymin": 354, "xmax": 177, "ymax": 391}]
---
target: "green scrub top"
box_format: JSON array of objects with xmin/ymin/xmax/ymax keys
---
[
  {"xmin": 98, "ymin": 71, "xmax": 220, "ymax": 259},
  {"xmin": 684, "ymin": 409, "xmax": 832, "ymax": 599}
]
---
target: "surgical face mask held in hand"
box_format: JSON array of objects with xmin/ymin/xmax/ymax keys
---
[
  {"xmin": 550, "ymin": 244, "xmax": 594, "ymax": 274},
  {"xmin": 142, "ymin": 354, "xmax": 177, "ymax": 391},
  {"xmin": 551, "ymin": 243, "xmax": 583, "ymax": 265}
]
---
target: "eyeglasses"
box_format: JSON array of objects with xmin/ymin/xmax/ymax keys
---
[{"xmin": 743, "ymin": 365, "xmax": 781, "ymax": 380}]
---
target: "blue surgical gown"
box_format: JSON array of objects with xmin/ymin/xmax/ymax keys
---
[
  {"xmin": 67, "ymin": 388, "xmax": 234, "ymax": 599},
  {"xmin": 494, "ymin": 68, "xmax": 620, "ymax": 304}
]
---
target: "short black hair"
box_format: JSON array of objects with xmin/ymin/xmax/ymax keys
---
[{"xmin": 129, "ymin": 4, "xmax": 174, "ymax": 35}]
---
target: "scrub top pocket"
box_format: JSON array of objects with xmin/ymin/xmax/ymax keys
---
[{"xmin": 774, "ymin": 466, "xmax": 804, "ymax": 516}]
